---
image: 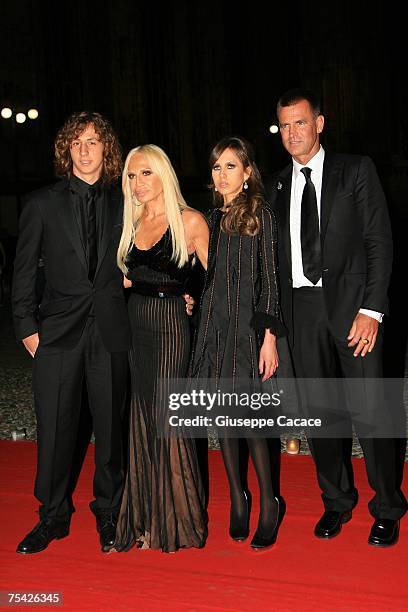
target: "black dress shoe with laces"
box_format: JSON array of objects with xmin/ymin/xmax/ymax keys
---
[
  {"xmin": 16, "ymin": 518, "xmax": 70, "ymax": 554},
  {"xmin": 314, "ymin": 510, "xmax": 352, "ymax": 539},
  {"xmin": 229, "ymin": 491, "xmax": 251, "ymax": 542},
  {"xmin": 250, "ymin": 496, "xmax": 286, "ymax": 551},
  {"xmin": 368, "ymin": 519, "xmax": 399, "ymax": 547},
  {"xmin": 95, "ymin": 512, "xmax": 118, "ymax": 552}
]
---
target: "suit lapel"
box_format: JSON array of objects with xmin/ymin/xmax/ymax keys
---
[
  {"xmin": 95, "ymin": 185, "xmax": 121, "ymax": 278},
  {"xmin": 320, "ymin": 153, "xmax": 342, "ymax": 245},
  {"xmin": 275, "ymin": 165, "xmax": 292, "ymax": 270},
  {"xmin": 54, "ymin": 180, "xmax": 88, "ymax": 274}
]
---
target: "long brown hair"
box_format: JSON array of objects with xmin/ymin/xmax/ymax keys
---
[
  {"xmin": 54, "ymin": 111, "xmax": 122, "ymax": 183},
  {"xmin": 209, "ymin": 136, "xmax": 264, "ymax": 236}
]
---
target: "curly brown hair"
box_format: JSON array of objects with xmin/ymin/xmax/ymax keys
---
[
  {"xmin": 209, "ymin": 136, "xmax": 265, "ymax": 236},
  {"xmin": 54, "ymin": 111, "xmax": 122, "ymax": 183}
]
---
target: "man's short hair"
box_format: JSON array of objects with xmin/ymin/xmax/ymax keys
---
[{"xmin": 277, "ymin": 88, "xmax": 321, "ymax": 117}]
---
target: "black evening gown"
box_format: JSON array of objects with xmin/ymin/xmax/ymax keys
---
[
  {"xmin": 114, "ymin": 229, "xmax": 207, "ymax": 553},
  {"xmin": 189, "ymin": 206, "xmax": 290, "ymax": 534}
]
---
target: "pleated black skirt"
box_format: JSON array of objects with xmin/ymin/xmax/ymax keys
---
[{"xmin": 114, "ymin": 293, "xmax": 207, "ymax": 553}]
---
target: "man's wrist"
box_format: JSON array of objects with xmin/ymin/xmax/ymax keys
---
[{"xmin": 359, "ymin": 308, "xmax": 383, "ymax": 323}]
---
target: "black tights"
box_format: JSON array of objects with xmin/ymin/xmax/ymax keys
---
[{"xmin": 220, "ymin": 437, "xmax": 278, "ymax": 533}]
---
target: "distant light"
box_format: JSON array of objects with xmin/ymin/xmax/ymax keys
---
[
  {"xmin": 269, "ymin": 124, "xmax": 279, "ymax": 134},
  {"xmin": 28, "ymin": 108, "xmax": 39, "ymax": 120},
  {"xmin": 16, "ymin": 113, "xmax": 26, "ymax": 124},
  {"xmin": 1, "ymin": 107, "xmax": 12, "ymax": 119}
]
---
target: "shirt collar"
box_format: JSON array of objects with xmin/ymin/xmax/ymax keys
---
[
  {"xmin": 293, "ymin": 145, "xmax": 325, "ymax": 179},
  {"xmin": 69, "ymin": 175, "xmax": 102, "ymax": 198}
]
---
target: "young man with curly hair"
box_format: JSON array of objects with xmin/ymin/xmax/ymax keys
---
[{"xmin": 12, "ymin": 112, "xmax": 130, "ymax": 554}]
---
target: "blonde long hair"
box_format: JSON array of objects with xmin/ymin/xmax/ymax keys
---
[{"xmin": 117, "ymin": 144, "xmax": 189, "ymax": 273}]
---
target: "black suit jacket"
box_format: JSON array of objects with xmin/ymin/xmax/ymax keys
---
[
  {"xmin": 265, "ymin": 153, "xmax": 393, "ymax": 344},
  {"xmin": 12, "ymin": 179, "xmax": 130, "ymax": 352}
]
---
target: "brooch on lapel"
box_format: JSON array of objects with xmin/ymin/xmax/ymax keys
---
[{"xmin": 277, "ymin": 181, "xmax": 283, "ymax": 191}]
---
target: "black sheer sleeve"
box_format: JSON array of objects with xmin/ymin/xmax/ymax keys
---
[{"xmin": 250, "ymin": 205, "xmax": 287, "ymax": 337}]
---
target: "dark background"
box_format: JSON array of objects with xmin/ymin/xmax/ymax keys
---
[
  {"xmin": 0, "ymin": 0, "xmax": 407, "ymax": 337},
  {"xmin": 1, "ymin": 1, "xmax": 407, "ymax": 200}
]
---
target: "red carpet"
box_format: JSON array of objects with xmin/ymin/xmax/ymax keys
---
[{"xmin": 0, "ymin": 441, "xmax": 406, "ymax": 611}]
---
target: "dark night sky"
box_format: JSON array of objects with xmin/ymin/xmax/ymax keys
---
[{"xmin": 0, "ymin": 1, "xmax": 407, "ymax": 204}]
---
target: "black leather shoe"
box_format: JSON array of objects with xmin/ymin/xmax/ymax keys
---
[
  {"xmin": 250, "ymin": 497, "xmax": 286, "ymax": 551},
  {"xmin": 229, "ymin": 491, "xmax": 251, "ymax": 542},
  {"xmin": 368, "ymin": 519, "xmax": 399, "ymax": 547},
  {"xmin": 314, "ymin": 510, "xmax": 352, "ymax": 539},
  {"xmin": 16, "ymin": 518, "xmax": 69, "ymax": 554},
  {"xmin": 95, "ymin": 512, "xmax": 118, "ymax": 552}
]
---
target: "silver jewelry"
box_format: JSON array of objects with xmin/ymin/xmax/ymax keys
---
[{"xmin": 243, "ymin": 181, "xmax": 248, "ymax": 190}]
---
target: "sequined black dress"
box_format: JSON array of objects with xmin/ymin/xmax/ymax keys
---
[
  {"xmin": 114, "ymin": 229, "xmax": 207, "ymax": 553},
  {"xmin": 189, "ymin": 206, "xmax": 287, "ymax": 384}
]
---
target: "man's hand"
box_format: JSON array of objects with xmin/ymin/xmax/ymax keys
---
[
  {"xmin": 183, "ymin": 294, "xmax": 195, "ymax": 316},
  {"xmin": 22, "ymin": 333, "xmax": 39, "ymax": 358},
  {"xmin": 347, "ymin": 313, "xmax": 379, "ymax": 357}
]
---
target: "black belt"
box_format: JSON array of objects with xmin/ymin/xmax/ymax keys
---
[{"xmin": 131, "ymin": 282, "xmax": 185, "ymax": 298}]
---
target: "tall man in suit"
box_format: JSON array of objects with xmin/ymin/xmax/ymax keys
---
[
  {"xmin": 12, "ymin": 111, "xmax": 130, "ymax": 553},
  {"xmin": 267, "ymin": 88, "xmax": 406, "ymax": 547}
]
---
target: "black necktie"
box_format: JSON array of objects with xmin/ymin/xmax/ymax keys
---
[
  {"xmin": 85, "ymin": 188, "xmax": 98, "ymax": 282},
  {"xmin": 300, "ymin": 167, "xmax": 321, "ymax": 285}
]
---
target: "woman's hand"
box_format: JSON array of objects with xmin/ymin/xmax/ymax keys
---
[
  {"xmin": 259, "ymin": 330, "xmax": 278, "ymax": 382},
  {"xmin": 183, "ymin": 294, "xmax": 195, "ymax": 316},
  {"xmin": 123, "ymin": 276, "xmax": 132, "ymax": 289}
]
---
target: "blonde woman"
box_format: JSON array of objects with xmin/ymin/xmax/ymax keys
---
[{"xmin": 114, "ymin": 145, "xmax": 209, "ymax": 553}]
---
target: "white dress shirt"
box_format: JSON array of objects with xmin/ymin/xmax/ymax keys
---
[{"xmin": 289, "ymin": 146, "xmax": 382, "ymax": 322}]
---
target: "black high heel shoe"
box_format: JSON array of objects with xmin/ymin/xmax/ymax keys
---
[
  {"xmin": 229, "ymin": 490, "xmax": 252, "ymax": 542},
  {"xmin": 250, "ymin": 496, "xmax": 286, "ymax": 551}
]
